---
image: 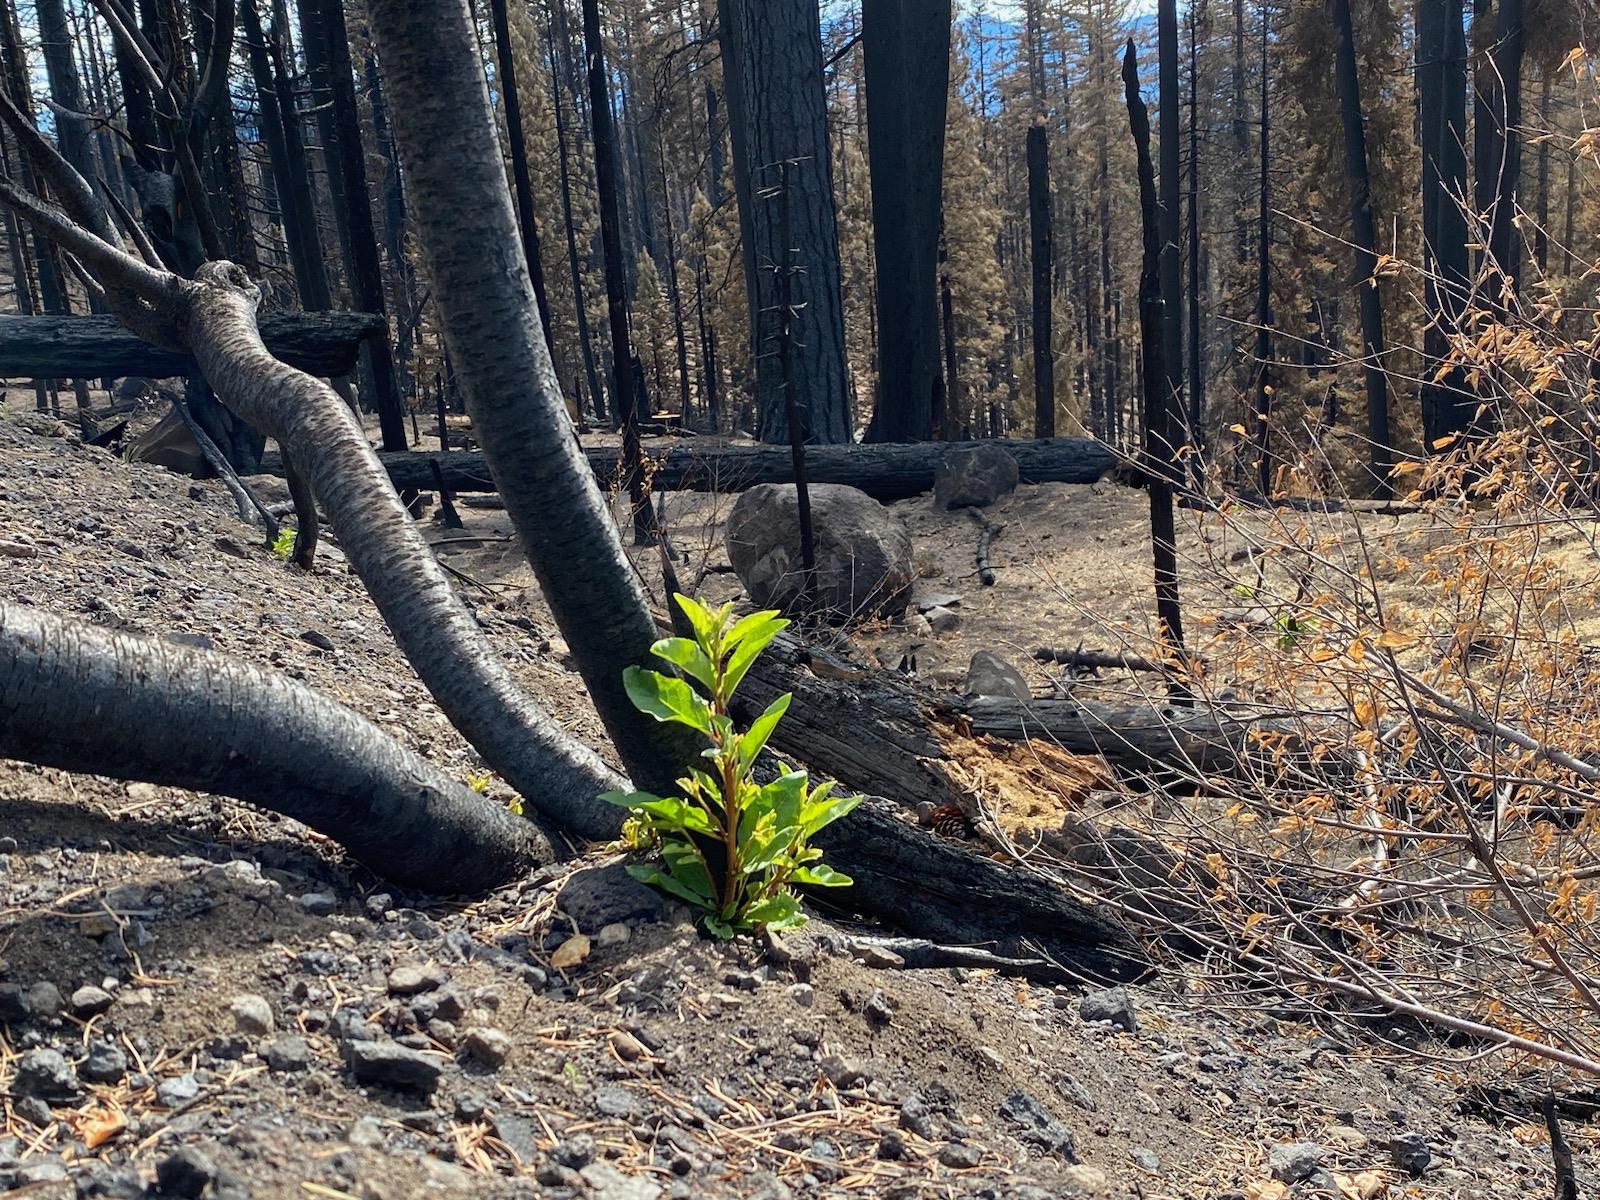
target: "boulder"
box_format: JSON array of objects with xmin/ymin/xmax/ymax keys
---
[
  {"xmin": 963, "ymin": 651, "xmax": 1030, "ymax": 700},
  {"xmin": 934, "ymin": 444, "xmax": 1020, "ymax": 510},
  {"xmin": 725, "ymin": 483, "xmax": 913, "ymax": 622}
]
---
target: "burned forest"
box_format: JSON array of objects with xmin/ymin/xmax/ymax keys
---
[{"xmin": 3, "ymin": 0, "xmax": 1600, "ymax": 1195}]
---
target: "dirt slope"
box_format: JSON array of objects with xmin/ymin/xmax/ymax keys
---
[{"xmin": 0, "ymin": 405, "xmax": 1576, "ymax": 1199}]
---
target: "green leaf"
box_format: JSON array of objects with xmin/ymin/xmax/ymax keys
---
[
  {"xmin": 721, "ymin": 615, "xmax": 787, "ymax": 697},
  {"xmin": 673, "ymin": 593, "xmax": 720, "ymax": 648},
  {"xmin": 662, "ymin": 840, "xmax": 716, "ymax": 900},
  {"xmin": 740, "ymin": 892, "xmax": 800, "ymax": 929},
  {"xmin": 792, "ymin": 864, "xmax": 853, "ymax": 888},
  {"xmin": 632, "ymin": 793, "xmax": 716, "ymax": 835},
  {"xmin": 740, "ymin": 771, "xmax": 806, "ymax": 847},
  {"xmin": 623, "ymin": 666, "xmax": 713, "ymax": 734},
  {"xmin": 764, "ymin": 908, "xmax": 809, "ymax": 931},
  {"xmin": 627, "ymin": 864, "xmax": 712, "ymax": 907},
  {"xmin": 800, "ymin": 789, "xmax": 863, "ymax": 837},
  {"xmin": 600, "ymin": 788, "xmax": 645, "ymax": 808},
  {"xmin": 738, "ymin": 693, "xmax": 792, "ymax": 772},
  {"xmin": 650, "ymin": 637, "xmax": 716, "ymax": 692},
  {"xmin": 704, "ymin": 915, "xmax": 735, "ymax": 939},
  {"xmin": 725, "ymin": 608, "xmax": 787, "ymax": 651}
]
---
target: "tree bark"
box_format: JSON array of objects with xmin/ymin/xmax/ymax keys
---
[
  {"xmin": 264, "ymin": 0, "xmax": 332, "ymax": 311},
  {"xmin": 275, "ymin": 435, "xmax": 1117, "ymax": 500},
  {"xmin": 1027, "ymin": 120, "xmax": 1054, "ymax": 438},
  {"xmin": 1157, "ymin": 0, "xmax": 1184, "ymax": 449},
  {"xmin": 366, "ymin": 0, "xmax": 698, "ymax": 806},
  {"xmin": 0, "ymin": 312, "xmax": 381, "ymax": 378},
  {"xmin": 860, "ymin": 0, "xmax": 952, "ymax": 444},
  {"xmin": 1330, "ymin": 0, "xmax": 1394, "ymax": 499},
  {"xmin": 1124, "ymin": 39, "xmax": 1189, "ymax": 697},
  {"xmin": 1486, "ymin": 0, "xmax": 1524, "ymax": 304},
  {"xmin": 1418, "ymin": 0, "xmax": 1474, "ymax": 450},
  {"xmin": 312, "ymin": 0, "xmax": 407, "ymax": 452},
  {"xmin": 1252, "ymin": 9, "xmax": 1273, "ymax": 494},
  {"xmin": 718, "ymin": 0, "xmax": 852, "ymax": 445},
  {"xmin": 0, "ymin": 602, "xmax": 551, "ymax": 892}
]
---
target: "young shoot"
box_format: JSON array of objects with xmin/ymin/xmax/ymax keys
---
[{"xmin": 601, "ymin": 594, "xmax": 859, "ymax": 937}]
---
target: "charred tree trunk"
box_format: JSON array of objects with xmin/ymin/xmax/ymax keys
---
[
  {"xmin": 1486, "ymin": 0, "xmax": 1523, "ymax": 305},
  {"xmin": 581, "ymin": 0, "xmax": 650, "ymax": 542},
  {"xmin": 0, "ymin": 602, "xmax": 551, "ymax": 891},
  {"xmin": 718, "ymin": 0, "xmax": 852, "ymax": 445},
  {"xmin": 1185, "ymin": 0, "xmax": 1205, "ymax": 479},
  {"xmin": 1535, "ymin": 71, "xmax": 1550, "ymax": 273},
  {"xmin": 1330, "ymin": 0, "xmax": 1393, "ymax": 499},
  {"xmin": 860, "ymin": 0, "xmax": 952, "ymax": 443},
  {"xmin": 1252, "ymin": 10, "xmax": 1273, "ymax": 495},
  {"xmin": 489, "ymin": 0, "xmax": 557, "ymax": 351},
  {"xmin": 266, "ymin": 1, "xmax": 332, "ymax": 311},
  {"xmin": 1027, "ymin": 120, "xmax": 1054, "ymax": 438},
  {"xmin": 1418, "ymin": 0, "xmax": 1474, "ymax": 450},
  {"xmin": 312, "ymin": 0, "xmax": 407, "ymax": 452},
  {"xmin": 1157, "ymin": 0, "xmax": 1184, "ymax": 449},
  {"xmin": 1124, "ymin": 40, "xmax": 1189, "ymax": 699}
]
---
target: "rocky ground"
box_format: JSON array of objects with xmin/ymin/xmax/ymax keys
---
[{"xmin": 0, "ymin": 397, "xmax": 1586, "ymax": 1199}]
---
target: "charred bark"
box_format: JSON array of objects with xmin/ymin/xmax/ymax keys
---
[{"xmin": 1027, "ymin": 120, "xmax": 1054, "ymax": 438}]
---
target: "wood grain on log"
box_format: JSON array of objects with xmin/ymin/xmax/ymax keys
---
[
  {"xmin": 259, "ymin": 436, "xmax": 1117, "ymax": 500},
  {"xmin": 0, "ymin": 312, "xmax": 384, "ymax": 379}
]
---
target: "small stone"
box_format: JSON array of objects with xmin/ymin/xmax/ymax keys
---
[
  {"xmin": 12, "ymin": 1048, "xmax": 78, "ymax": 1100},
  {"xmin": 977, "ymin": 1046, "xmax": 1005, "ymax": 1069},
  {"xmin": 68, "ymin": 985, "xmax": 114, "ymax": 1017},
  {"xmin": 1078, "ymin": 986, "xmax": 1137, "ymax": 1032},
  {"xmin": 229, "ymin": 994, "xmax": 275, "ymax": 1036},
  {"xmin": 462, "ymin": 1027, "xmax": 511, "ymax": 1070},
  {"xmin": 596, "ymin": 921, "xmax": 632, "ymax": 948},
  {"xmin": 925, "ymin": 605, "xmax": 961, "ymax": 635},
  {"xmin": 593, "ymin": 1084, "xmax": 642, "ymax": 1119},
  {"xmin": 14, "ymin": 1096, "xmax": 52, "ymax": 1128},
  {"xmin": 609, "ymin": 1031, "xmax": 649, "ymax": 1062},
  {"xmin": 1061, "ymin": 1164, "xmax": 1110, "ymax": 1195},
  {"xmin": 454, "ymin": 1092, "xmax": 492, "ymax": 1121},
  {"xmin": 579, "ymin": 1161, "xmax": 662, "ymax": 1200},
  {"xmin": 1054, "ymin": 1072, "xmax": 1097, "ymax": 1111},
  {"xmin": 299, "ymin": 629, "xmax": 335, "ymax": 651},
  {"xmin": 787, "ymin": 983, "xmax": 814, "ymax": 1008},
  {"xmin": 553, "ymin": 1133, "xmax": 597, "ymax": 1168},
  {"xmin": 1268, "ymin": 1142, "xmax": 1326, "ymax": 1184},
  {"xmin": 365, "ymin": 893, "xmax": 393, "ymax": 918},
  {"xmin": 877, "ymin": 1131, "xmax": 905, "ymax": 1160},
  {"xmin": 1390, "ymin": 1130, "xmax": 1430, "ymax": 1177},
  {"xmin": 386, "ymin": 964, "xmax": 445, "ymax": 996},
  {"xmin": 348, "ymin": 1116, "xmax": 384, "ymax": 1148},
  {"xmin": 864, "ymin": 989, "xmax": 894, "ymax": 1025},
  {"xmin": 963, "ymin": 651, "xmax": 1031, "ymax": 701},
  {"xmin": 556, "ymin": 864, "xmax": 666, "ymax": 930},
  {"xmin": 1324, "ymin": 1125, "xmax": 1368, "ymax": 1150},
  {"xmin": 296, "ymin": 892, "xmax": 337, "ymax": 916},
  {"xmin": 820, "ymin": 1055, "xmax": 867, "ymax": 1088},
  {"xmin": 937, "ymin": 1141, "xmax": 983, "ymax": 1169},
  {"xmin": 23, "ymin": 981, "xmax": 63, "ymax": 1019},
  {"xmin": 84, "ymin": 1039, "xmax": 128, "ymax": 1084},
  {"xmin": 0, "ymin": 984, "xmax": 26, "ymax": 1024},
  {"xmin": 156, "ymin": 1147, "xmax": 218, "ymax": 1199},
  {"xmin": 347, "ymin": 1041, "xmax": 444, "ymax": 1092},
  {"xmin": 155, "ymin": 1073, "xmax": 201, "ymax": 1108},
  {"xmin": 263, "ymin": 1035, "xmax": 311, "ymax": 1073},
  {"xmin": 1001, "ymin": 1089, "xmax": 1077, "ymax": 1160},
  {"xmin": 1129, "ymin": 1146, "xmax": 1160, "ymax": 1171},
  {"xmin": 857, "ymin": 944, "xmax": 906, "ymax": 969}
]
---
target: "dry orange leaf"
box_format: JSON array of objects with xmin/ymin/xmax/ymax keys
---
[
  {"xmin": 1244, "ymin": 1183, "xmax": 1289, "ymax": 1200},
  {"xmin": 72, "ymin": 1107, "xmax": 127, "ymax": 1149},
  {"xmin": 550, "ymin": 933, "xmax": 591, "ymax": 970}
]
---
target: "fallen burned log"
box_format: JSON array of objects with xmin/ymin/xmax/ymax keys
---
[
  {"xmin": 0, "ymin": 312, "xmax": 384, "ymax": 379},
  {"xmin": 260, "ymin": 436, "xmax": 1117, "ymax": 501},
  {"xmin": 738, "ymin": 634, "xmax": 1301, "ymax": 813}
]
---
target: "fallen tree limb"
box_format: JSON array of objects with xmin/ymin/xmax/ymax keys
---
[
  {"xmin": 0, "ymin": 311, "xmax": 383, "ymax": 379},
  {"xmin": 0, "ymin": 602, "xmax": 551, "ymax": 892},
  {"xmin": 1033, "ymin": 645, "xmax": 1171, "ymax": 675},
  {"xmin": 259, "ymin": 436, "xmax": 1117, "ymax": 501}
]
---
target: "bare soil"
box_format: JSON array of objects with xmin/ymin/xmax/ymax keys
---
[{"xmin": 0, "ymin": 394, "xmax": 1582, "ymax": 1199}]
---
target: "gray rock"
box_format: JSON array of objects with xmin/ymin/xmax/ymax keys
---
[
  {"xmin": 725, "ymin": 483, "xmax": 913, "ymax": 622},
  {"xmin": 1000, "ymin": 1089, "xmax": 1077, "ymax": 1160},
  {"xmin": 348, "ymin": 1041, "xmax": 444, "ymax": 1092},
  {"xmin": 299, "ymin": 629, "xmax": 335, "ymax": 651},
  {"xmin": 556, "ymin": 864, "xmax": 666, "ymax": 930},
  {"xmin": 23, "ymin": 981, "xmax": 62, "ymax": 1019},
  {"xmin": 68, "ymin": 985, "xmax": 114, "ymax": 1018},
  {"xmin": 963, "ymin": 651, "xmax": 1031, "ymax": 700},
  {"xmin": 553, "ymin": 1133, "xmax": 597, "ymax": 1169},
  {"xmin": 864, "ymin": 989, "xmax": 894, "ymax": 1026},
  {"xmin": 229, "ymin": 994, "xmax": 275, "ymax": 1036},
  {"xmin": 156, "ymin": 1147, "xmax": 218, "ymax": 1199},
  {"xmin": 1054, "ymin": 1072, "xmax": 1097, "ymax": 1112},
  {"xmin": 296, "ymin": 892, "xmax": 337, "ymax": 916},
  {"xmin": 1078, "ymin": 986, "xmax": 1137, "ymax": 1032},
  {"xmin": 347, "ymin": 1116, "xmax": 384, "ymax": 1148},
  {"xmin": 933, "ymin": 443, "xmax": 1020, "ymax": 509},
  {"xmin": 1267, "ymin": 1142, "xmax": 1326, "ymax": 1184},
  {"xmin": 1129, "ymin": 1146, "xmax": 1160, "ymax": 1171},
  {"xmin": 1390, "ymin": 1130, "xmax": 1431, "ymax": 1177},
  {"xmin": 84, "ymin": 1039, "xmax": 128, "ymax": 1084},
  {"xmin": 155, "ymin": 1073, "xmax": 201, "ymax": 1108},
  {"xmin": 579, "ymin": 1161, "xmax": 662, "ymax": 1200},
  {"xmin": 937, "ymin": 1141, "xmax": 984, "ymax": 1169},
  {"xmin": 593, "ymin": 1084, "xmax": 642, "ymax": 1119},
  {"xmin": 12, "ymin": 1048, "xmax": 78, "ymax": 1100},
  {"xmin": 596, "ymin": 921, "xmax": 632, "ymax": 948},
  {"xmin": 386, "ymin": 964, "xmax": 446, "ymax": 996},
  {"xmin": 462, "ymin": 1027, "xmax": 511, "ymax": 1070},
  {"xmin": 263, "ymin": 1035, "xmax": 311, "ymax": 1073},
  {"xmin": 820, "ymin": 1055, "xmax": 868, "ymax": 1088},
  {"xmin": 925, "ymin": 605, "xmax": 961, "ymax": 634},
  {"xmin": 13, "ymin": 1096, "xmax": 51, "ymax": 1128}
]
